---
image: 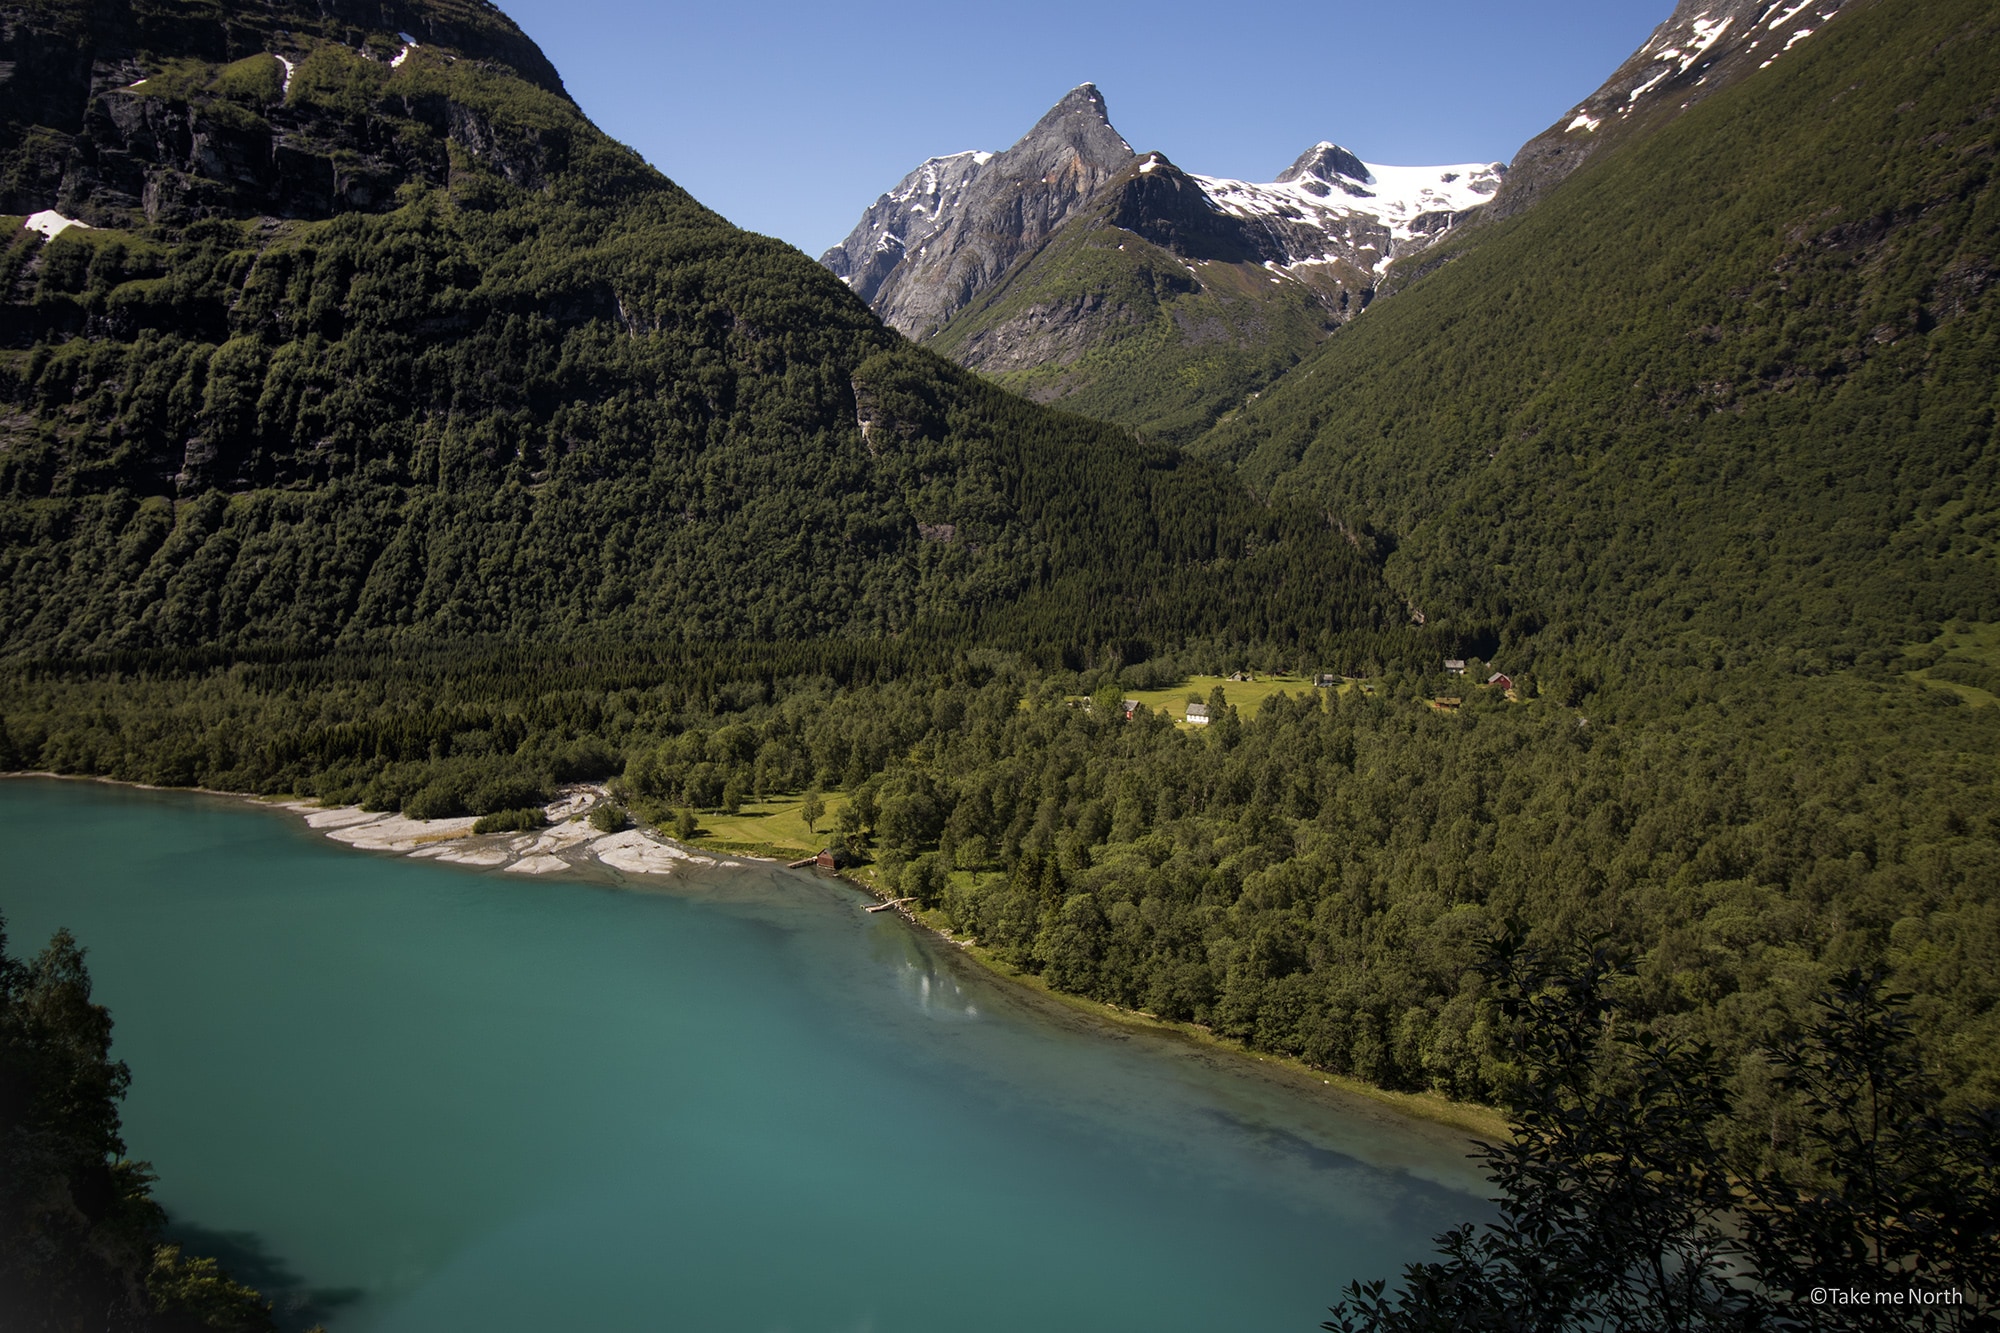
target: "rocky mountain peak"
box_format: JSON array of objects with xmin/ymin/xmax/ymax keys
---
[
  {"xmin": 1275, "ymin": 142, "xmax": 1372, "ymax": 190},
  {"xmin": 1020, "ymin": 85, "xmax": 1123, "ymax": 141},
  {"xmin": 1004, "ymin": 83, "xmax": 1136, "ymax": 186},
  {"xmin": 1032, "ymin": 83, "xmax": 1111, "ymax": 127},
  {"xmin": 819, "ymin": 82, "xmax": 1137, "ymax": 339}
]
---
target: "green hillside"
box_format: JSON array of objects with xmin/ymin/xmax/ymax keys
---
[
  {"xmin": 0, "ymin": 1, "xmax": 1401, "ymax": 662},
  {"xmin": 1199, "ymin": 0, "xmax": 1999, "ymax": 669}
]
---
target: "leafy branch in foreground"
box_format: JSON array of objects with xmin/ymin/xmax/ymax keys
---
[
  {"xmin": 1325, "ymin": 939, "xmax": 1998, "ymax": 1332},
  {"xmin": 0, "ymin": 913, "xmax": 280, "ymax": 1333}
]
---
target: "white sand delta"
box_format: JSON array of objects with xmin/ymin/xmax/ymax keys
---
[{"xmin": 280, "ymin": 785, "xmax": 742, "ymax": 878}]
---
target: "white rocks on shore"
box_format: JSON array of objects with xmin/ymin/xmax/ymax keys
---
[{"xmin": 280, "ymin": 786, "xmax": 744, "ymax": 878}]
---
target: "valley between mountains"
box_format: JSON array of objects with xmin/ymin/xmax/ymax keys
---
[{"xmin": 1, "ymin": 0, "xmax": 1996, "ymax": 1325}]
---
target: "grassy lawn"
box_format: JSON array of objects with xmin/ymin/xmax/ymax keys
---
[
  {"xmin": 1120, "ymin": 674, "xmax": 1338, "ymax": 726},
  {"xmin": 689, "ymin": 792, "xmax": 850, "ymax": 857},
  {"xmin": 1909, "ymin": 621, "xmax": 2000, "ymax": 708}
]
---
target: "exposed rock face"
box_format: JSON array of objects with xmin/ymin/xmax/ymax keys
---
[
  {"xmin": 825, "ymin": 81, "xmax": 1505, "ymax": 355},
  {"xmin": 1490, "ymin": 0, "xmax": 1856, "ymax": 219},
  {"xmin": 934, "ymin": 143, "xmax": 1501, "ymax": 386},
  {"xmin": 948, "ymin": 285, "xmax": 1166, "ymax": 382},
  {"xmin": 0, "ymin": 0, "xmax": 570, "ymax": 219},
  {"xmin": 819, "ymin": 149, "xmax": 993, "ymax": 324},
  {"xmin": 820, "ymin": 83, "xmax": 1137, "ymax": 339}
]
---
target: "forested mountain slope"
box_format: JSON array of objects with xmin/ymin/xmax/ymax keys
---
[
  {"xmin": 1484, "ymin": 0, "xmax": 1857, "ymax": 225},
  {"xmin": 1200, "ymin": 0, "xmax": 1998, "ymax": 668},
  {"xmin": 0, "ymin": 1, "xmax": 1401, "ymax": 661}
]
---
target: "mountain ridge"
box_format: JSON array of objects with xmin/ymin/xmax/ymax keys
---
[
  {"xmin": 819, "ymin": 82, "xmax": 1137, "ymax": 341},
  {"xmin": 1487, "ymin": 0, "xmax": 1856, "ymax": 221},
  {"xmin": 825, "ymin": 87, "xmax": 1506, "ymax": 444},
  {"xmin": 823, "ymin": 85, "xmax": 1503, "ymax": 342}
]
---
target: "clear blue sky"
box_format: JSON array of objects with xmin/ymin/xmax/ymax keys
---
[{"xmin": 495, "ymin": 0, "xmax": 1671, "ymax": 257}]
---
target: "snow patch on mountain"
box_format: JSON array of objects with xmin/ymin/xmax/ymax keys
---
[
  {"xmin": 891, "ymin": 151, "xmax": 990, "ymax": 205},
  {"xmin": 1765, "ymin": 0, "xmax": 1814, "ymax": 28},
  {"xmin": 1194, "ymin": 147, "xmax": 1504, "ymax": 271},
  {"xmin": 1684, "ymin": 16, "xmax": 1734, "ymax": 64},
  {"xmin": 24, "ymin": 210, "xmax": 90, "ymax": 239},
  {"xmin": 824, "ymin": 147, "xmax": 1003, "ymax": 295},
  {"xmin": 1491, "ymin": 0, "xmax": 1859, "ymax": 223}
]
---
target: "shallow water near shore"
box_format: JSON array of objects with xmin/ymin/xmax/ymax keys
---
[{"xmin": 2, "ymin": 778, "xmax": 1490, "ymax": 1332}]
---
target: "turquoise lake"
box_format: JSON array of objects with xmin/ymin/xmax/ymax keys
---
[{"xmin": 1, "ymin": 778, "xmax": 1490, "ymax": 1332}]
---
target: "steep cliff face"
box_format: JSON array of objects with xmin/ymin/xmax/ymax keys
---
[
  {"xmin": 1489, "ymin": 0, "xmax": 1856, "ymax": 220},
  {"xmin": 820, "ymin": 83, "xmax": 1136, "ymax": 340},
  {"xmin": 0, "ymin": 0, "xmax": 570, "ymax": 218}
]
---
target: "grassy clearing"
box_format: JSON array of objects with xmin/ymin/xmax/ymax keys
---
[
  {"xmin": 1120, "ymin": 674, "xmax": 1337, "ymax": 726},
  {"xmin": 1909, "ymin": 621, "xmax": 2000, "ymax": 707},
  {"xmin": 1939, "ymin": 620, "xmax": 2000, "ymax": 667},
  {"xmin": 689, "ymin": 791, "xmax": 849, "ymax": 857}
]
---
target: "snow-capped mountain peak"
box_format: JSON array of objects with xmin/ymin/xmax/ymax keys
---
[{"xmin": 1275, "ymin": 142, "xmax": 1375, "ymax": 190}]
